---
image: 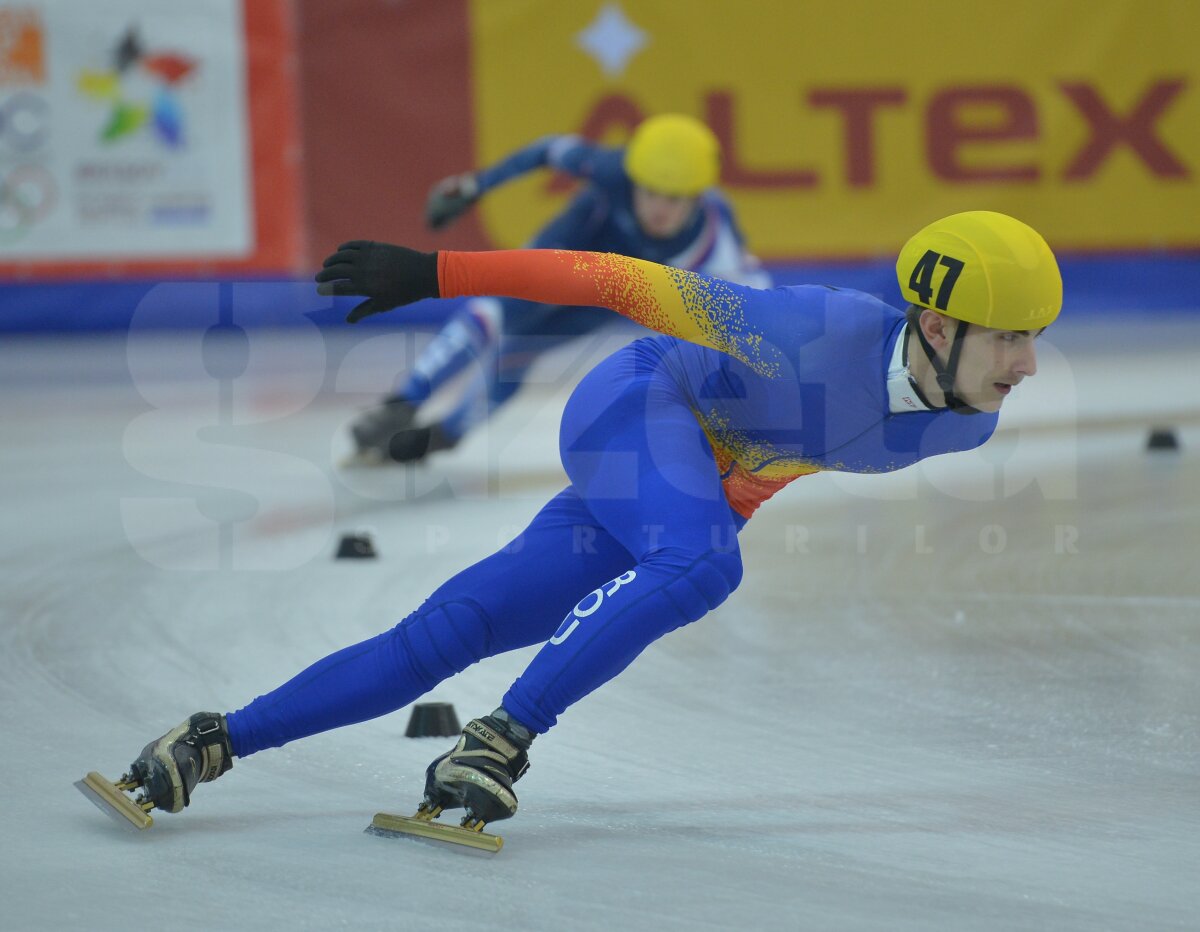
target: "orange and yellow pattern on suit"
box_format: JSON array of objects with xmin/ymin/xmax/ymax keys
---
[
  {"xmin": 441, "ymin": 250, "xmax": 783, "ymax": 376},
  {"xmin": 439, "ymin": 248, "xmax": 999, "ymax": 519}
]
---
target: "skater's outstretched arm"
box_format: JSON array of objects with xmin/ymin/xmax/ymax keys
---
[
  {"xmin": 316, "ymin": 243, "xmax": 793, "ymax": 377},
  {"xmin": 475, "ymin": 136, "xmax": 618, "ymax": 191},
  {"xmin": 426, "ymin": 136, "xmax": 619, "ymax": 230}
]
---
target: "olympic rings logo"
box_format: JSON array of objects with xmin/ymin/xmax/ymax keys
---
[{"xmin": 0, "ymin": 92, "xmax": 50, "ymax": 152}]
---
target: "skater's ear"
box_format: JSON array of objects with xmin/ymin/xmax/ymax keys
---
[{"xmin": 913, "ymin": 306, "xmax": 952, "ymax": 350}]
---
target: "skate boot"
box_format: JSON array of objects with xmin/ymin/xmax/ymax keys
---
[
  {"xmin": 127, "ymin": 712, "xmax": 234, "ymax": 814},
  {"xmin": 420, "ymin": 710, "xmax": 534, "ymax": 827},
  {"xmin": 348, "ymin": 396, "xmax": 418, "ymax": 464},
  {"xmin": 384, "ymin": 421, "xmax": 458, "ymax": 464}
]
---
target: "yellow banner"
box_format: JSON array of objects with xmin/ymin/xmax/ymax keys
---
[{"xmin": 469, "ymin": 0, "xmax": 1199, "ymax": 258}]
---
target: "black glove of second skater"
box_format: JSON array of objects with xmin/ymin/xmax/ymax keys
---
[
  {"xmin": 315, "ymin": 241, "xmax": 440, "ymax": 323},
  {"xmin": 425, "ymin": 173, "xmax": 479, "ymax": 231}
]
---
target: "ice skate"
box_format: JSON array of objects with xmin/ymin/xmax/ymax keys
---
[
  {"xmin": 381, "ymin": 421, "xmax": 458, "ymax": 464},
  {"xmin": 343, "ymin": 398, "xmax": 458, "ymax": 466},
  {"xmin": 75, "ymin": 712, "xmax": 234, "ymax": 830},
  {"xmin": 366, "ymin": 712, "xmax": 533, "ymax": 853},
  {"xmin": 342, "ymin": 397, "xmax": 418, "ymax": 467},
  {"xmin": 422, "ymin": 714, "xmax": 532, "ymax": 824}
]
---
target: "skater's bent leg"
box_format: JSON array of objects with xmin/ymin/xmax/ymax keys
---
[
  {"xmin": 501, "ymin": 542, "xmax": 741, "ymax": 733},
  {"xmin": 226, "ymin": 488, "xmax": 633, "ymax": 758},
  {"xmin": 439, "ymin": 303, "xmax": 614, "ymax": 442},
  {"xmin": 397, "ymin": 298, "xmax": 502, "ymax": 403},
  {"xmin": 501, "ymin": 354, "xmax": 746, "ymax": 733}
]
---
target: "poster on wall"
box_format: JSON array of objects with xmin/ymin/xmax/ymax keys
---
[
  {"xmin": 0, "ymin": 0, "xmax": 253, "ymax": 261},
  {"xmin": 463, "ymin": 0, "xmax": 1199, "ymax": 258}
]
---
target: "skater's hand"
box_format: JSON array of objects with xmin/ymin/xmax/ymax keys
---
[
  {"xmin": 315, "ymin": 241, "xmax": 440, "ymax": 323},
  {"xmin": 425, "ymin": 173, "xmax": 479, "ymax": 231}
]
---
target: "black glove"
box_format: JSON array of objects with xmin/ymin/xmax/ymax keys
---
[
  {"xmin": 315, "ymin": 241, "xmax": 440, "ymax": 323},
  {"xmin": 425, "ymin": 172, "xmax": 479, "ymax": 230}
]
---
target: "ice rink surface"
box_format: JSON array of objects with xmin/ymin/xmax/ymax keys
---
[{"xmin": 2, "ymin": 313, "xmax": 1198, "ymax": 931}]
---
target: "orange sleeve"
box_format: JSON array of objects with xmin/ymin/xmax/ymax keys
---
[
  {"xmin": 437, "ymin": 249, "xmax": 780, "ymax": 377},
  {"xmin": 439, "ymin": 249, "xmax": 659, "ymax": 322}
]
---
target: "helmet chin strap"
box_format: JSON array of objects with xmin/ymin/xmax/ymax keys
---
[{"xmin": 912, "ymin": 315, "xmax": 986, "ymax": 416}]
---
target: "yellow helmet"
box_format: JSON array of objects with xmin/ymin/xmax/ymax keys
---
[
  {"xmin": 624, "ymin": 114, "xmax": 720, "ymax": 197},
  {"xmin": 896, "ymin": 211, "xmax": 1062, "ymax": 331}
]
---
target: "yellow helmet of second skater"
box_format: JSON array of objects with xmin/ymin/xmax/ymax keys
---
[
  {"xmin": 896, "ymin": 211, "xmax": 1062, "ymax": 331},
  {"xmin": 624, "ymin": 114, "xmax": 721, "ymax": 197}
]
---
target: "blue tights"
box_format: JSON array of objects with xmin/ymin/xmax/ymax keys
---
[{"xmin": 226, "ymin": 343, "xmax": 744, "ymax": 756}]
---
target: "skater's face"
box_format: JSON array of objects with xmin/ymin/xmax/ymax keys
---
[
  {"xmin": 633, "ymin": 186, "xmax": 698, "ymax": 239},
  {"xmin": 916, "ymin": 310, "xmax": 1041, "ymax": 412}
]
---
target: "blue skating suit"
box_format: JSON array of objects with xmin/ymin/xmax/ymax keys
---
[
  {"xmin": 474, "ymin": 135, "xmax": 769, "ymax": 285},
  {"xmin": 399, "ymin": 135, "xmax": 770, "ymax": 439},
  {"xmin": 226, "ymin": 251, "xmax": 997, "ymax": 755}
]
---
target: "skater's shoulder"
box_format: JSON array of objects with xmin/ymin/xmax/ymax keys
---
[{"xmin": 763, "ymin": 284, "xmax": 902, "ymax": 329}]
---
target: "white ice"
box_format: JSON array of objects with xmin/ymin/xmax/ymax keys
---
[{"xmin": 1, "ymin": 315, "xmax": 1197, "ymax": 931}]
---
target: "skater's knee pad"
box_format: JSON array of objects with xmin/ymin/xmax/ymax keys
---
[
  {"xmin": 704, "ymin": 547, "xmax": 744, "ymax": 598},
  {"xmin": 388, "ymin": 599, "xmax": 493, "ymax": 689},
  {"xmin": 647, "ymin": 546, "xmax": 743, "ymax": 622},
  {"xmin": 688, "ymin": 548, "xmax": 743, "ymax": 609}
]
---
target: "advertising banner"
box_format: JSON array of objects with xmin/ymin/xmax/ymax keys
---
[
  {"xmin": 0, "ymin": 0, "xmax": 300, "ymax": 276},
  {"xmin": 466, "ymin": 0, "xmax": 1200, "ymax": 258}
]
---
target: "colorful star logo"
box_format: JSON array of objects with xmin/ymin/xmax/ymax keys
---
[{"xmin": 76, "ymin": 25, "xmax": 198, "ymax": 148}]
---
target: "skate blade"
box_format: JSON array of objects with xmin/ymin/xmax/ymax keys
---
[
  {"xmin": 365, "ymin": 811, "xmax": 502, "ymax": 854},
  {"xmin": 338, "ymin": 449, "xmax": 400, "ymax": 469},
  {"xmin": 338, "ymin": 450, "xmax": 435, "ymax": 470},
  {"xmin": 74, "ymin": 772, "xmax": 153, "ymax": 831}
]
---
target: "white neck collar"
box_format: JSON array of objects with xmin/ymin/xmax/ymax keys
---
[{"xmin": 887, "ymin": 324, "xmax": 935, "ymax": 413}]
